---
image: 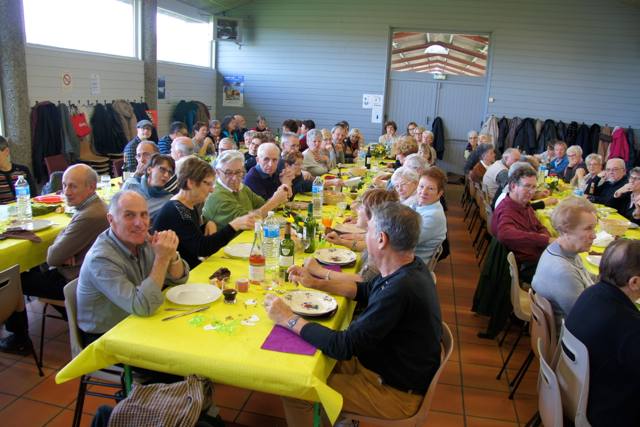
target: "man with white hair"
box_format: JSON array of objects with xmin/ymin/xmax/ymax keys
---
[
  {"xmin": 483, "ymin": 148, "xmax": 522, "ymax": 200},
  {"xmin": 245, "ymin": 143, "xmax": 294, "ymax": 200},
  {"xmin": 234, "ymin": 115, "xmax": 248, "ymax": 135},
  {"xmin": 203, "ymin": 150, "xmax": 291, "ymax": 228},
  {"xmin": 590, "ymin": 158, "xmax": 629, "ymax": 207},
  {"xmin": 170, "ymin": 137, "xmax": 196, "ymax": 175}
]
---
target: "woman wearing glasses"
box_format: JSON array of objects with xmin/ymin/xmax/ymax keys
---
[
  {"xmin": 203, "ymin": 151, "xmax": 289, "ymax": 229},
  {"xmin": 281, "ymin": 151, "xmax": 343, "ymax": 195},
  {"xmin": 562, "ymin": 145, "xmax": 587, "ymax": 182},
  {"xmin": 611, "ymin": 167, "xmax": 640, "ymax": 225},
  {"xmin": 121, "ymin": 153, "xmax": 175, "ymax": 221},
  {"xmin": 412, "ymin": 168, "xmax": 448, "ymax": 266},
  {"xmin": 153, "ymin": 157, "xmax": 257, "ymax": 269},
  {"xmin": 391, "ymin": 167, "xmax": 419, "ymax": 206}
]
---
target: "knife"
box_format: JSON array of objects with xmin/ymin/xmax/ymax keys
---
[{"xmin": 162, "ymin": 306, "xmax": 210, "ymax": 321}]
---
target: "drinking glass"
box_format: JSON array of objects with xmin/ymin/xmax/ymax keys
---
[
  {"xmin": 100, "ymin": 175, "xmax": 111, "ymax": 194},
  {"xmin": 336, "ymin": 202, "xmax": 347, "ymax": 217},
  {"xmin": 321, "ymin": 216, "xmax": 333, "ymax": 229}
]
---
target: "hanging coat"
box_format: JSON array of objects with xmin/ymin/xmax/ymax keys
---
[
  {"xmin": 431, "ymin": 117, "xmax": 445, "ymax": 160},
  {"xmin": 610, "ymin": 127, "xmax": 629, "ymax": 162},
  {"xmin": 574, "ymin": 124, "xmax": 590, "ymax": 155},
  {"xmin": 589, "ymin": 124, "xmax": 601, "ymax": 156},
  {"xmin": 565, "ymin": 121, "xmax": 579, "ymax": 146},
  {"xmin": 536, "ymin": 119, "xmax": 557, "ymax": 154},
  {"xmin": 112, "ymin": 99, "xmax": 138, "ymax": 142},
  {"xmin": 513, "ymin": 118, "xmax": 537, "ymax": 153},
  {"xmin": 598, "ymin": 126, "xmax": 613, "ymax": 162},
  {"xmin": 31, "ymin": 102, "xmax": 64, "ymax": 182},
  {"xmin": 480, "ymin": 116, "xmax": 499, "ymax": 146},
  {"xmin": 106, "ymin": 103, "xmax": 129, "ymax": 153},
  {"xmin": 497, "ymin": 117, "xmax": 509, "ymax": 153},
  {"xmin": 504, "ymin": 117, "xmax": 522, "ymax": 150},
  {"xmin": 626, "ymin": 128, "xmax": 635, "ymax": 170},
  {"xmin": 556, "ymin": 121, "xmax": 567, "ymax": 142},
  {"xmin": 534, "ymin": 119, "xmax": 544, "ymax": 139},
  {"xmin": 57, "ymin": 103, "xmax": 81, "ymax": 158},
  {"xmin": 191, "ymin": 100, "xmax": 211, "ymax": 124}
]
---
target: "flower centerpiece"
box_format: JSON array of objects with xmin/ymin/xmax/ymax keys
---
[
  {"xmin": 371, "ymin": 143, "xmax": 387, "ymax": 159},
  {"xmin": 544, "ymin": 176, "xmax": 562, "ymax": 195},
  {"xmin": 195, "ymin": 154, "xmax": 214, "ymax": 164}
]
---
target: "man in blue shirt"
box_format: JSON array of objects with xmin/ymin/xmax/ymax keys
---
[
  {"xmin": 549, "ymin": 141, "xmax": 569, "ymax": 176},
  {"xmin": 157, "ymin": 122, "xmax": 188, "ymax": 155},
  {"xmin": 244, "ymin": 143, "xmax": 293, "ymax": 200}
]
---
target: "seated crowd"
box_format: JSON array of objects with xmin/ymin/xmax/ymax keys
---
[{"xmin": 1, "ymin": 114, "xmax": 638, "ymax": 427}]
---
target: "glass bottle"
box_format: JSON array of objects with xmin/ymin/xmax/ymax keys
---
[{"xmin": 249, "ymin": 222, "xmax": 265, "ymax": 285}]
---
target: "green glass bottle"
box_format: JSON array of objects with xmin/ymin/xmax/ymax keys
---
[
  {"xmin": 279, "ymin": 223, "xmax": 295, "ymax": 274},
  {"xmin": 304, "ymin": 203, "xmax": 316, "ymax": 254}
]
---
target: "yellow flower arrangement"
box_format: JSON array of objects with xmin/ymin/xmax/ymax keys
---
[{"xmin": 544, "ymin": 176, "xmax": 561, "ymax": 192}]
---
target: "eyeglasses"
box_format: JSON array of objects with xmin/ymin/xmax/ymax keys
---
[
  {"xmin": 135, "ymin": 152, "xmax": 151, "ymax": 160},
  {"xmin": 201, "ymin": 179, "xmax": 214, "ymax": 188},
  {"xmin": 605, "ymin": 168, "xmax": 624, "ymax": 173},
  {"xmin": 630, "ymin": 175, "xmax": 640, "ymax": 181},
  {"xmin": 155, "ymin": 165, "xmax": 174, "ymax": 176},
  {"xmin": 567, "ymin": 154, "xmax": 577, "ymax": 158},
  {"xmin": 286, "ymin": 144, "xmax": 300, "ymax": 149},
  {"xmin": 220, "ymin": 170, "xmax": 244, "ymax": 178},
  {"xmin": 394, "ymin": 182, "xmax": 414, "ymax": 190},
  {"xmin": 516, "ymin": 183, "xmax": 537, "ymax": 191},
  {"xmin": 293, "ymin": 162, "xmax": 303, "ymax": 167}
]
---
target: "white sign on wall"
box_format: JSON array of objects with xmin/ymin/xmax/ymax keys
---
[
  {"xmin": 362, "ymin": 94, "xmax": 373, "ymax": 109},
  {"xmin": 90, "ymin": 74, "xmax": 100, "ymax": 95}
]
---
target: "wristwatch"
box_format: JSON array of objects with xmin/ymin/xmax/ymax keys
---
[{"xmin": 288, "ymin": 315, "xmax": 302, "ymax": 331}]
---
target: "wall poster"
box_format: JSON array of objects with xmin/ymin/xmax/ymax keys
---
[{"xmin": 223, "ymin": 75, "xmax": 244, "ymax": 107}]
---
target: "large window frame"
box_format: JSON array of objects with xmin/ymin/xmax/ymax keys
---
[{"xmin": 156, "ymin": 6, "xmax": 214, "ymax": 69}]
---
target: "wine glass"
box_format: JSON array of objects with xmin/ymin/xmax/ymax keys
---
[{"xmin": 295, "ymin": 236, "xmax": 310, "ymax": 266}]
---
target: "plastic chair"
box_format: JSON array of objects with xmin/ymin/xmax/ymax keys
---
[
  {"xmin": 64, "ymin": 280, "xmax": 147, "ymax": 427},
  {"xmin": 427, "ymin": 244, "xmax": 443, "ymax": 271},
  {"xmin": 340, "ymin": 322, "xmax": 454, "ymax": 427},
  {"xmin": 37, "ymin": 297, "xmax": 66, "ymax": 367},
  {"xmin": 555, "ymin": 321, "xmax": 591, "ymax": 427},
  {"xmin": 112, "ymin": 159, "xmax": 124, "ymax": 178},
  {"xmin": 533, "ymin": 293, "xmax": 557, "ymax": 362},
  {"xmin": 496, "ymin": 253, "xmax": 531, "ymax": 382},
  {"xmin": 0, "ymin": 265, "xmax": 44, "ymax": 376},
  {"xmin": 508, "ymin": 289, "xmax": 550, "ymax": 399},
  {"xmin": 44, "ymin": 154, "xmax": 68, "ymax": 178},
  {"xmin": 536, "ymin": 337, "xmax": 564, "ymax": 427}
]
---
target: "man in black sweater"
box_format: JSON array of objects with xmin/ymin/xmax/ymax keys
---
[
  {"xmin": 589, "ymin": 158, "xmax": 628, "ymax": 207},
  {"xmin": 264, "ymin": 202, "xmax": 442, "ymax": 425}
]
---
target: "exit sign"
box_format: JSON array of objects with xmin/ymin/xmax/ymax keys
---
[{"xmin": 433, "ymin": 73, "xmax": 446, "ymax": 80}]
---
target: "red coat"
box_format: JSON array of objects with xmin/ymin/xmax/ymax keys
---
[{"xmin": 609, "ymin": 128, "xmax": 629, "ymax": 162}]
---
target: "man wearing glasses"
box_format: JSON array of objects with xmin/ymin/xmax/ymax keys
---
[
  {"xmin": 589, "ymin": 158, "xmax": 629, "ymax": 207},
  {"xmin": 203, "ymin": 151, "xmax": 290, "ymax": 229},
  {"xmin": 491, "ymin": 165, "xmax": 555, "ymax": 283},
  {"xmin": 123, "ymin": 120, "xmax": 154, "ymax": 171},
  {"xmin": 157, "ymin": 121, "xmax": 188, "ymax": 155}
]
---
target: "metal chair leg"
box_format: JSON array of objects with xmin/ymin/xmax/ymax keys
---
[
  {"xmin": 496, "ymin": 322, "xmax": 528, "ymax": 380},
  {"xmin": 509, "ymin": 350, "xmax": 534, "ymax": 399}
]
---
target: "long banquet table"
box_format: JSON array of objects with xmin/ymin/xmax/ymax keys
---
[{"xmin": 55, "ymin": 194, "xmax": 361, "ymax": 425}]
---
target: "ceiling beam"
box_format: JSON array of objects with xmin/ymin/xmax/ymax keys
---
[
  {"xmin": 398, "ymin": 60, "xmax": 484, "ymax": 76},
  {"xmin": 393, "ymin": 41, "xmax": 487, "ymax": 60},
  {"xmin": 457, "ymin": 35, "xmax": 489, "ymax": 44},
  {"xmin": 393, "ymin": 32, "xmax": 424, "ymax": 39},
  {"xmin": 392, "ymin": 54, "xmax": 486, "ymax": 70},
  {"xmin": 413, "ymin": 65, "xmax": 478, "ymax": 76}
]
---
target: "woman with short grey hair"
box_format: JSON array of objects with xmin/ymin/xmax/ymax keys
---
[
  {"xmin": 576, "ymin": 153, "xmax": 606, "ymax": 195},
  {"xmin": 391, "ymin": 167, "xmax": 420, "ymax": 206},
  {"xmin": 564, "ymin": 145, "xmax": 587, "ymax": 183},
  {"xmin": 464, "ymin": 130, "xmax": 479, "ymax": 159},
  {"xmin": 302, "ymin": 129, "xmax": 332, "ymax": 177}
]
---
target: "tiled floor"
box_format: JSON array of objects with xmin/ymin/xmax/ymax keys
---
[{"xmin": 0, "ymin": 186, "xmax": 540, "ymax": 426}]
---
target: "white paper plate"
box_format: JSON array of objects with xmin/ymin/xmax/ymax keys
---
[
  {"xmin": 11, "ymin": 219, "xmax": 55, "ymax": 232},
  {"xmin": 282, "ymin": 290, "xmax": 338, "ymax": 316},
  {"xmin": 165, "ymin": 283, "xmax": 222, "ymax": 305},
  {"xmin": 314, "ymin": 247, "xmax": 357, "ymax": 265},
  {"xmin": 586, "ymin": 255, "xmax": 602, "ymax": 267},
  {"xmin": 598, "ymin": 207, "xmax": 617, "ymax": 213},
  {"xmin": 224, "ymin": 243, "xmax": 253, "ymax": 258},
  {"xmin": 343, "ymin": 177, "xmax": 362, "ymax": 187}
]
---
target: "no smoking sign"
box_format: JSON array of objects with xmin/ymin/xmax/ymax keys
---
[{"xmin": 61, "ymin": 70, "xmax": 73, "ymax": 93}]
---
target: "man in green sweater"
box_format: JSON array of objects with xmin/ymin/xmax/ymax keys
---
[{"xmin": 203, "ymin": 150, "xmax": 290, "ymax": 229}]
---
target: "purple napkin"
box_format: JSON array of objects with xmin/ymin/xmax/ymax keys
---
[
  {"xmin": 311, "ymin": 264, "xmax": 342, "ymax": 280},
  {"xmin": 261, "ymin": 325, "xmax": 317, "ymax": 355}
]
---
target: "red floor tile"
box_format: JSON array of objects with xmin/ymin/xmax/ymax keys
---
[
  {"xmin": 429, "ymin": 384, "xmax": 464, "ymax": 414},
  {"xmin": 466, "ymin": 415, "xmax": 519, "ymax": 427},
  {"xmin": 0, "ymin": 392, "xmax": 18, "ymax": 411},
  {"xmin": 24, "ymin": 372, "xmax": 80, "ymax": 408},
  {"xmin": 512, "ymin": 394, "xmax": 539, "ymax": 424},
  {"xmin": 453, "ymin": 285, "xmax": 477, "ymax": 298},
  {"xmin": 461, "ymin": 363, "xmax": 511, "ymax": 392},
  {"xmin": 424, "ymin": 410, "xmax": 465, "ymax": 426},
  {"xmin": 462, "ymin": 388, "xmax": 518, "ymax": 422},
  {"xmin": 243, "ymin": 391, "xmax": 286, "ymax": 419},
  {"xmin": 459, "ymin": 342, "xmax": 504, "ymax": 368},
  {"xmin": 0, "ymin": 361, "xmax": 54, "ymax": 396},
  {"xmin": 439, "ymin": 361, "xmax": 462, "ymax": 386},
  {"xmin": 212, "ymin": 383, "xmax": 252, "ymax": 410},
  {"xmin": 439, "ymin": 294, "xmax": 455, "ymax": 309},
  {"xmin": 0, "ymin": 398, "xmax": 63, "ymax": 427},
  {"xmin": 457, "ymin": 325, "xmax": 498, "ymax": 347},
  {"xmin": 235, "ymin": 412, "xmax": 288, "ymax": 427},
  {"xmin": 45, "ymin": 408, "xmax": 93, "ymax": 427}
]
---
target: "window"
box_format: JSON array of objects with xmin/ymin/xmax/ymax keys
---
[
  {"xmin": 157, "ymin": 8, "xmax": 212, "ymax": 67},
  {"xmin": 391, "ymin": 32, "xmax": 489, "ymax": 76},
  {"xmin": 23, "ymin": 0, "xmax": 135, "ymax": 57}
]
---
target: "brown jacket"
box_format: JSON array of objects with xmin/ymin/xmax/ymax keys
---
[
  {"xmin": 112, "ymin": 100, "xmax": 138, "ymax": 142},
  {"xmin": 47, "ymin": 195, "xmax": 109, "ymax": 281}
]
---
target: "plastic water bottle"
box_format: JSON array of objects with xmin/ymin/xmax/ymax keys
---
[
  {"xmin": 15, "ymin": 175, "xmax": 32, "ymax": 221},
  {"xmin": 573, "ymin": 179, "xmax": 586, "ymax": 197},
  {"xmin": 537, "ymin": 165, "xmax": 547, "ymax": 185},
  {"xmin": 312, "ymin": 176, "xmax": 324, "ymax": 219},
  {"xmin": 263, "ymin": 211, "xmax": 280, "ymax": 281}
]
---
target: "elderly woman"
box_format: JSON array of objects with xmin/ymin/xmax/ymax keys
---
[
  {"xmin": 192, "ymin": 121, "xmax": 215, "ymax": 155},
  {"xmin": 203, "ymin": 150, "xmax": 289, "ymax": 228},
  {"xmin": 378, "ymin": 120, "xmax": 399, "ymax": 146},
  {"xmin": 244, "ymin": 132, "xmax": 267, "ymax": 171},
  {"xmin": 575, "ymin": 153, "xmax": 606, "ymax": 195},
  {"xmin": 207, "ymin": 119, "xmax": 222, "ymax": 147},
  {"xmin": 373, "ymin": 136, "xmax": 418, "ymax": 188},
  {"xmin": 414, "ymin": 126, "xmax": 426, "ymax": 143},
  {"xmin": 464, "ymin": 131, "xmax": 479, "ymax": 159},
  {"xmin": 418, "ymin": 143, "xmax": 436, "ymax": 166},
  {"xmin": 611, "ymin": 167, "xmax": 640, "ymax": 224},
  {"xmin": 153, "ymin": 157, "xmax": 257, "ymax": 269},
  {"xmin": 282, "ymin": 151, "xmax": 342, "ymax": 194},
  {"xmin": 391, "ymin": 167, "xmax": 419, "ymax": 206},
  {"xmin": 422, "ymin": 130, "xmax": 434, "ymax": 147},
  {"xmin": 302, "ymin": 189, "xmax": 400, "ymax": 282},
  {"xmin": 412, "ymin": 167, "xmax": 448, "ymax": 265},
  {"xmin": 302, "ymin": 129, "xmax": 332, "ymax": 176},
  {"xmin": 243, "ymin": 130, "xmax": 256, "ymax": 148},
  {"xmin": 250, "ymin": 115, "xmax": 270, "ymax": 132},
  {"xmin": 531, "ymin": 198, "xmax": 598, "ymax": 335},
  {"xmin": 121, "ymin": 153, "xmax": 175, "ymax": 220},
  {"xmin": 220, "ymin": 115, "xmax": 239, "ymax": 145},
  {"xmin": 562, "ymin": 145, "xmax": 587, "ymax": 182}
]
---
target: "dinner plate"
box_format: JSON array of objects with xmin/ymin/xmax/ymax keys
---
[
  {"xmin": 314, "ymin": 247, "xmax": 357, "ymax": 265},
  {"xmin": 33, "ymin": 195, "xmax": 64, "ymax": 204},
  {"xmin": 630, "ymin": 223, "xmax": 639, "ymax": 229},
  {"xmin": 343, "ymin": 177, "xmax": 361, "ymax": 187},
  {"xmin": 165, "ymin": 283, "xmax": 222, "ymax": 305},
  {"xmin": 281, "ymin": 290, "xmax": 338, "ymax": 316},
  {"xmin": 586, "ymin": 255, "xmax": 602, "ymax": 267},
  {"xmin": 11, "ymin": 219, "xmax": 55, "ymax": 232},
  {"xmin": 224, "ymin": 243, "xmax": 253, "ymax": 258}
]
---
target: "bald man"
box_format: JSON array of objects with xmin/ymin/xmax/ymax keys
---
[
  {"xmin": 235, "ymin": 115, "xmax": 248, "ymax": 135},
  {"xmin": 170, "ymin": 137, "xmax": 196, "ymax": 176},
  {"xmin": 244, "ymin": 143, "xmax": 293, "ymax": 200}
]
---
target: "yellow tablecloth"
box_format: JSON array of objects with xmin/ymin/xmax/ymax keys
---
[
  {"xmin": 55, "ymin": 203, "xmax": 360, "ymax": 424},
  {"xmin": 0, "ymin": 210, "xmax": 71, "ymax": 273}
]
